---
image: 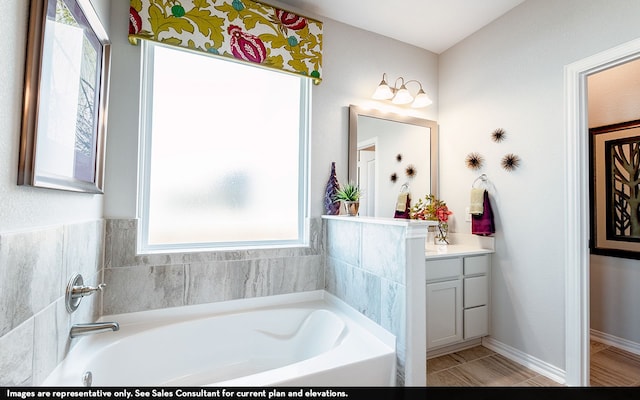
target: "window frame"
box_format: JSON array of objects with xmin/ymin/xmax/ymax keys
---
[{"xmin": 137, "ymin": 41, "xmax": 311, "ymax": 254}]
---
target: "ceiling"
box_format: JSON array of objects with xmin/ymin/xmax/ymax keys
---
[{"xmin": 275, "ymin": 0, "xmax": 526, "ymax": 54}]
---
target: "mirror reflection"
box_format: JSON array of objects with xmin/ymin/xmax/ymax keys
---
[{"xmin": 348, "ymin": 105, "xmax": 438, "ymax": 218}]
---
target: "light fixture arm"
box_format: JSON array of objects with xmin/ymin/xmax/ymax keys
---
[{"xmin": 403, "ymin": 79, "xmax": 424, "ymax": 91}]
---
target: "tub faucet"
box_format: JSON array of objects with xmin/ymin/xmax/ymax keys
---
[{"xmin": 70, "ymin": 322, "xmax": 120, "ymax": 339}]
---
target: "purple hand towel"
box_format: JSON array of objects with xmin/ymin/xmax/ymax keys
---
[{"xmin": 472, "ymin": 190, "xmax": 495, "ymax": 236}]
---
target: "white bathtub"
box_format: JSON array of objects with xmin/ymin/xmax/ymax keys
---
[{"xmin": 43, "ymin": 291, "xmax": 396, "ymax": 386}]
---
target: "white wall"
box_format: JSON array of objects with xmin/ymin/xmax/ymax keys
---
[
  {"xmin": 103, "ymin": 0, "xmax": 439, "ymax": 220},
  {"xmin": 0, "ymin": 0, "xmax": 110, "ymax": 233},
  {"xmin": 439, "ymin": 0, "xmax": 640, "ymax": 370}
]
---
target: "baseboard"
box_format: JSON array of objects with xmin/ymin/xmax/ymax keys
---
[
  {"xmin": 481, "ymin": 337, "xmax": 566, "ymax": 385},
  {"xmin": 427, "ymin": 338, "xmax": 482, "ymax": 359},
  {"xmin": 591, "ymin": 329, "xmax": 640, "ymax": 356}
]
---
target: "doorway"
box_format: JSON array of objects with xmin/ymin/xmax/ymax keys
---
[{"xmin": 564, "ymin": 37, "xmax": 640, "ymax": 386}]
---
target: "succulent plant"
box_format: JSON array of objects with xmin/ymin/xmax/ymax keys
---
[{"xmin": 333, "ymin": 182, "xmax": 361, "ymax": 202}]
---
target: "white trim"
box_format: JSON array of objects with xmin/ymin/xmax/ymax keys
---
[
  {"xmin": 564, "ymin": 37, "xmax": 640, "ymax": 386},
  {"xmin": 482, "ymin": 337, "xmax": 566, "ymax": 385},
  {"xmin": 591, "ymin": 329, "xmax": 640, "ymax": 357},
  {"xmin": 426, "ymin": 338, "xmax": 482, "ymax": 359}
]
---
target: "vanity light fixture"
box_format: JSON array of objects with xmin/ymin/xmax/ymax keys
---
[{"xmin": 372, "ymin": 73, "xmax": 433, "ymax": 108}]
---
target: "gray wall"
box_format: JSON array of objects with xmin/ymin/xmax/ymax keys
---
[{"xmin": 438, "ymin": 0, "xmax": 640, "ymax": 370}]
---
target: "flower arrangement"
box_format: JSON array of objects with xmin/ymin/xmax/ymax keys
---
[{"xmin": 410, "ymin": 194, "xmax": 453, "ymax": 244}]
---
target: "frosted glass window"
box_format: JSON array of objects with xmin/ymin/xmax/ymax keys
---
[{"xmin": 139, "ymin": 43, "xmax": 309, "ymax": 251}]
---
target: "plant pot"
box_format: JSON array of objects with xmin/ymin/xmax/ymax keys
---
[{"xmin": 343, "ymin": 201, "xmax": 360, "ymax": 216}]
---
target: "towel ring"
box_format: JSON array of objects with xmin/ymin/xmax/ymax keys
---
[
  {"xmin": 472, "ymin": 174, "xmax": 488, "ymax": 188},
  {"xmin": 400, "ymin": 183, "xmax": 410, "ymax": 193}
]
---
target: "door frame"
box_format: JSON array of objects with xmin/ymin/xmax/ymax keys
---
[{"xmin": 564, "ymin": 37, "xmax": 640, "ymax": 386}]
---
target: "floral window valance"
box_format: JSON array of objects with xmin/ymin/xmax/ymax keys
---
[{"xmin": 129, "ymin": 0, "xmax": 323, "ymax": 83}]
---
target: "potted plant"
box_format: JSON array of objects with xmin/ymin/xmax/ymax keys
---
[{"xmin": 334, "ymin": 182, "xmax": 362, "ymax": 216}]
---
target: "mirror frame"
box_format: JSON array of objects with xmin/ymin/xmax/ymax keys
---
[
  {"xmin": 348, "ymin": 105, "xmax": 439, "ymax": 201},
  {"xmin": 17, "ymin": 0, "xmax": 111, "ymax": 193}
]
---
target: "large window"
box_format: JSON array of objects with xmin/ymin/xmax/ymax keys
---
[{"xmin": 139, "ymin": 42, "xmax": 310, "ymax": 252}]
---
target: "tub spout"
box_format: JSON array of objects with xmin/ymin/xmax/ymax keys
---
[{"xmin": 70, "ymin": 322, "xmax": 119, "ymax": 339}]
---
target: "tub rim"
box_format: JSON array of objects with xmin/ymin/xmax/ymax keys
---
[{"xmin": 98, "ymin": 290, "xmax": 395, "ymax": 352}]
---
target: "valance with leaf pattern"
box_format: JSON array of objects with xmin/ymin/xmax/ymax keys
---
[{"xmin": 129, "ymin": 0, "xmax": 323, "ymax": 83}]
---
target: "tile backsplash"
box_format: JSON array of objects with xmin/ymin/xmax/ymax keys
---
[{"xmin": 102, "ymin": 218, "xmax": 325, "ymax": 315}]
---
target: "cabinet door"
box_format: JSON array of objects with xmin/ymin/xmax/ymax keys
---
[
  {"xmin": 426, "ymin": 258, "xmax": 462, "ymax": 282},
  {"xmin": 464, "ymin": 305, "xmax": 488, "ymax": 339},
  {"xmin": 464, "ymin": 254, "xmax": 489, "ymax": 276},
  {"xmin": 426, "ymin": 280, "xmax": 462, "ymax": 349},
  {"xmin": 464, "ymin": 276, "xmax": 488, "ymax": 308}
]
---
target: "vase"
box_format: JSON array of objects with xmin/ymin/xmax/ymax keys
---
[
  {"xmin": 434, "ymin": 222, "xmax": 449, "ymax": 245},
  {"xmin": 343, "ymin": 201, "xmax": 360, "ymax": 216},
  {"xmin": 323, "ymin": 162, "xmax": 340, "ymax": 215}
]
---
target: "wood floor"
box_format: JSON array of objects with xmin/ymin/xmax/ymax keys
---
[{"xmin": 426, "ymin": 341, "xmax": 640, "ymax": 386}]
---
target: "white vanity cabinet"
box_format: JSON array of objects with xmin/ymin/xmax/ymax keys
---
[{"xmin": 426, "ymin": 253, "xmax": 491, "ymax": 351}]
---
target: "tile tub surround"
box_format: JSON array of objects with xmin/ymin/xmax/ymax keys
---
[
  {"xmin": 103, "ymin": 218, "xmax": 325, "ymax": 315},
  {"xmin": 0, "ymin": 220, "xmax": 104, "ymax": 386},
  {"xmin": 323, "ymin": 215, "xmax": 432, "ymax": 386}
]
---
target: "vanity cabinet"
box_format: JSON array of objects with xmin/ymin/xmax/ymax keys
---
[{"xmin": 426, "ymin": 253, "xmax": 491, "ymax": 351}]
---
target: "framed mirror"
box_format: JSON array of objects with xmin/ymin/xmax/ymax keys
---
[
  {"xmin": 18, "ymin": 0, "xmax": 111, "ymax": 193},
  {"xmin": 348, "ymin": 105, "xmax": 438, "ymax": 218}
]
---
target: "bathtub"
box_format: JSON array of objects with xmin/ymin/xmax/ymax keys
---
[{"xmin": 43, "ymin": 290, "xmax": 396, "ymax": 386}]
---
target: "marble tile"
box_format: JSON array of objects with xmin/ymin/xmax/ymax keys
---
[
  {"xmin": 343, "ymin": 265, "xmax": 381, "ymax": 324},
  {"xmin": 185, "ymin": 262, "xmax": 227, "ymax": 305},
  {"xmin": 280, "ymin": 255, "xmax": 324, "ymax": 293},
  {"xmin": 324, "ymin": 255, "xmax": 350, "ymax": 300},
  {"xmin": 0, "ymin": 319, "xmax": 34, "ymax": 386},
  {"xmin": 325, "ymin": 254, "xmax": 381, "ymax": 323},
  {"xmin": 450, "ymin": 354, "xmax": 537, "ymax": 386},
  {"xmin": 0, "ymin": 227, "xmax": 63, "ymax": 336},
  {"xmin": 63, "ymin": 220, "xmax": 104, "ymax": 281},
  {"xmin": 106, "ymin": 218, "xmax": 322, "ymax": 268},
  {"xmin": 33, "ymin": 303, "xmax": 59, "ymax": 385},
  {"xmin": 309, "ymin": 217, "xmax": 323, "ymax": 253},
  {"xmin": 380, "ymin": 279, "xmax": 405, "ymax": 340},
  {"xmin": 326, "ymin": 219, "xmax": 360, "ymax": 267},
  {"xmin": 104, "ymin": 219, "xmax": 138, "ymax": 268},
  {"xmin": 103, "ymin": 264, "xmax": 185, "ymax": 314},
  {"xmin": 361, "ymin": 224, "xmax": 406, "ymax": 283},
  {"xmin": 54, "ymin": 298, "xmax": 72, "ymax": 364}
]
